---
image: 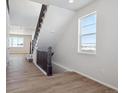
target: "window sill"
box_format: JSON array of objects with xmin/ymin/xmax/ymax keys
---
[
  {"xmin": 78, "ymin": 49, "xmax": 96, "ymax": 55},
  {"xmin": 9, "ymin": 47, "xmax": 24, "ymax": 48}
]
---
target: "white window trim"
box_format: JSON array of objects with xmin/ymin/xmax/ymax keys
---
[{"xmin": 78, "ymin": 11, "xmax": 97, "ymax": 54}]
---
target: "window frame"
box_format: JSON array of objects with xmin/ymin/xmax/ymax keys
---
[
  {"xmin": 78, "ymin": 11, "xmax": 97, "ymax": 54},
  {"xmin": 9, "ymin": 36, "xmax": 24, "ymax": 48}
]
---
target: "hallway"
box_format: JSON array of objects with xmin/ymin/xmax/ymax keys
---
[{"xmin": 7, "ymin": 54, "xmax": 117, "ymax": 93}]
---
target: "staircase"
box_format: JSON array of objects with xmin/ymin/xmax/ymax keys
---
[
  {"xmin": 31, "ymin": 5, "xmax": 74, "ymax": 76},
  {"xmin": 32, "ymin": 4, "xmax": 47, "ymax": 53},
  {"xmin": 31, "ymin": 4, "xmax": 53, "ymax": 76}
]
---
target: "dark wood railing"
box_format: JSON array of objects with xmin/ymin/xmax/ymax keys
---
[
  {"xmin": 37, "ymin": 47, "xmax": 54, "ymax": 76},
  {"xmin": 32, "ymin": 4, "xmax": 53, "ymax": 76},
  {"xmin": 6, "ymin": 0, "xmax": 10, "ymax": 12},
  {"xmin": 32, "ymin": 4, "xmax": 47, "ymax": 53}
]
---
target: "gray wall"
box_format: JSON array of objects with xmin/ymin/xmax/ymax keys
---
[
  {"xmin": 37, "ymin": 5, "xmax": 74, "ymax": 51},
  {"xmin": 53, "ymin": 0, "xmax": 118, "ymax": 89},
  {"xmin": 6, "ymin": 10, "xmax": 10, "ymax": 64}
]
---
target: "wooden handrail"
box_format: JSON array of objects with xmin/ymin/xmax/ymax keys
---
[{"xmin": 6, "ymin": 0, "xmax": 10, "ymax": 12}]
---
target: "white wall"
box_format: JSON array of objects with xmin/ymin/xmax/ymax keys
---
[
  {"xmin": 9, "ymin": 34, "xmax": 32, "ymax": 54},
  {"xmin": 53, "ymin": 0, "xmax": 118, "ymax": 89},
  {"xmin": 37, "ymin": 5, "xmax": 75, "ymax": 51},
  {"xmin": 6, "ymin": 10, "xmax": 10, "ymax": 64}
]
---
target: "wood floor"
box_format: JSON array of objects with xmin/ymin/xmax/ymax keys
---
[{"xmin": 7, "ymin": 54, "xmax": 117, "ymax": 93}]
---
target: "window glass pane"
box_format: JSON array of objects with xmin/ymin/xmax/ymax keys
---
[
  {"xmin": 80, "ymin": 34, "xmax": 96, "ymax": 46},
  {"xmin": 9, "ymin": 37, "xmax": 12, "ymax": 47},
  {"xmin": 13, "ymin": 37, "xmax": 17, "ymax": 47},
  {"xmin": 80, "ymin": 14, "xmax": 96, "ymax": 27},
  {"xmin": 17, "ymin": 38, "xmax": 24, "ymax": 47},
  {"xmin": 80, "ymin": 24, "xmax": 96, "ymax": 35}
]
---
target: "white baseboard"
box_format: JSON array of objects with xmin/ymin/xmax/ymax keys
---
[
  {"xmin": 52, "ymin": 62, "xmax": 72, "ymax": 72},
  {"xmin": 52, "ymin": 61, "xmax": 118, "ymax": 91},
  {"xmin": 33, "ymin": 62, "xmax": 47, "ymax": 76}
]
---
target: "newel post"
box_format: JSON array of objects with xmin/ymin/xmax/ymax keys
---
[{"xmin": 47, "ymin": 47, "xmax": 53, "ymax": 76}]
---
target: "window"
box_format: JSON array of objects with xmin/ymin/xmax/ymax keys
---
[
  {"xmin": 9, "ymin": 37, "xmax": 24, "ymax": 47},
  {"xmin": 78, "ymin": 12, "xmax": 96, "ymax": 54}
]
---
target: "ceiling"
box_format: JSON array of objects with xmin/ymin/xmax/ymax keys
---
[
  {"xmin": 30, "ymin": 0, "xmax": 95, "ymax": 11},
  {"xmin": 9, "ymin": 0, "xmax": 42, "ymax": 29},
  {"xmin": 9, "ymin": 25, "xmax": 34, "ymax": 35},
  {"xmin": 9, "ymin": 0, "xmax": 95, "ymax": 36}
]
